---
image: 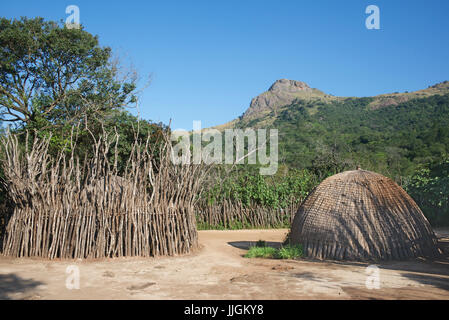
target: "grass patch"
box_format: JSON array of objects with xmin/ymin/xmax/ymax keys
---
[
  {"xmin": 244, "ymin": 246, "xmax": 278, "ymax": 258},
  {"xmin": 276, "ymin": 244, "xmax": 303, "ymax": 259},
  {"xmin": 244, "ymin": 243, "xmax": 303, "ymax": 259}
]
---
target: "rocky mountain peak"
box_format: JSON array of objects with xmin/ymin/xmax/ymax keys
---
[
  {"xmin": 242, "ymin": 79, "xmax": 324, "ymax": 120},
  {"xmin": 268, "ymin": 79, "xmax": 311, "ymax": 93}
]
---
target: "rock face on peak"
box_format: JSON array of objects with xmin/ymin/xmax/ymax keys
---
[
  {"xmin": 268, "ymin": 79, "xmax": 311, "ymax": 92},
  {"xmin": 242, "ymin": 79, "xmax": 329, "ymax": 120}
]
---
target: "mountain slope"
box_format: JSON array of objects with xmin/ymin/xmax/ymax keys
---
[
  {"xmin": 216, "ymin": 79, "xmax": 449, "ymax": 130},
  {"xmin": 243, "ymin": 79, "xmax": 337, "ymax": 120},
  {"xmin": 215, "ymin": 79, "xmax": 338, "ymax": 130},
  {"xmin": 214, "ymin": 80, "xmax": 449, "ymax": 178}
]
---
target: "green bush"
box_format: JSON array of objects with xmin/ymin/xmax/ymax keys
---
[
  {"xmin": 405, "ymin": 156, "xmax": 449, "ymax": 226},
  {"xmin": 276, "ymin": 244, "xmax": 303, "ymax": 259},
  {"xmin": 244, "ymin": 243, "xmax": 303, "ymax": 259},
  {"xmin": 244, "ymin": 246, "xmax": 278, "ymax": 258}
]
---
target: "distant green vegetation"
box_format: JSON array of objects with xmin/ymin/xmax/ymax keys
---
[
  {"xmin": 203, "ymin": 166, "xmax": 317, "ymax": 209},
  {"xmin": 195, "ymin": 166, "xmax": 316, "ymax": 230}
]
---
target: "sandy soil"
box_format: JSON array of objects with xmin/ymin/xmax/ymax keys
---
[{"xmin": 0, "ymin": 229, "xmax": 448, "ymax": 300}]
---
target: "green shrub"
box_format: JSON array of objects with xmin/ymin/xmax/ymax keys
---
[
  {"xmin": 244, "ymin": 246, "xmax": 277, "ymax": 258},
  {"xmin": 244, "ymin": 243, "xmax": 303, "ymax": 259},
  {"xmin": 405, "ymin": 156, "xmax": 449, "ymax": 227},
  {"xmin": 276, "ymin": 244, "xmax": 303, "ymax": 259}
]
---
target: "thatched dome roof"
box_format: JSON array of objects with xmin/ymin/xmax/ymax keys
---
[{"xmin": 288, "ymin": 169, "xmax": 441, "ymax": 261}]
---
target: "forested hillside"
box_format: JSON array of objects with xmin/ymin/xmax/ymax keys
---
[{"xmin": 234, "ymin": 92, "xmax": 449, "ymax": 181}]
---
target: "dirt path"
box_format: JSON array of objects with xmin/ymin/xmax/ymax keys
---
[{"xmin": 0, "ymin": 229, "xmax": 448, "ymax": 300}]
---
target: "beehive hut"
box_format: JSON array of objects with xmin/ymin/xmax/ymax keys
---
[{"xmin": 288, "ymin": 169, "xmax": 441, "ymax": 261}]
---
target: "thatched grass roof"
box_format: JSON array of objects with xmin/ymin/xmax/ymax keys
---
[{"xmin": 288, "ymin": 169, "xmax": 441, "ymax": 261}]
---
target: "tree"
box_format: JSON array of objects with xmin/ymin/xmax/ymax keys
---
[
  {"xmin": 405, "ymin": 157, "xmax": 449, "ymax": 226},
  {"xmin": 0, "ymin": 17, "xmax": 137, "ymax": 129}
]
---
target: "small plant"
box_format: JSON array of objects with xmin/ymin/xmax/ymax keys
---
[
  {"xmin": 244, "ymin": 246, "xmax": 277, "ymax": 258},
  {"xmin": 276, "ymin": 244, "xmax": 303, "ymax": 259},
  {"xmin": 244, "ymin": 242, "xmax": 303, "ymax": 259}
]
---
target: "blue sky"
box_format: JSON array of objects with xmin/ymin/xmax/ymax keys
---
[{"xmin": 3, "ymin": 0, "xmax": 449, "ymax": 129}]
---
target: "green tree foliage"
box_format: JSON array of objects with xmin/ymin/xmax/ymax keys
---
[
  {"xmin": 0, "ymin": 17, "xmax": 136, "ymax": 129},
  {"xmin": 0, "ymin": 17, "xmax": 158, "ymax": 172},
  {"xmin": 405, "ymin": 157, "xmax": 449, "ymax": 226},
  {"xmin": 264, "ymin": 94, "xmax": 449, "ymax": 180}
]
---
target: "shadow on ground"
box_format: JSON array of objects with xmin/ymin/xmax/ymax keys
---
[
  {"xmin": 229, "ymin": 233, "xmax": 449, "ymax": 294},
  {"xmin": 227, "ymin": 241, "xmax": 282, "ymax": 250},
  {"xmin": 310, "ymin": 245, "xmax": 449, "ymax": 292},
  {"xmin": 0, "ymin": 274, "xmax": 43, "ymax": 300},
  {"xmin": 400, "ymin": 272, "xmax": 449, "ymax": 291}
]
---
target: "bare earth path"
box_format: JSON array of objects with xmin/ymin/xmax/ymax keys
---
[{"xmin": 0, "ymin": 229, "xmax": 448, "ymax": 300}]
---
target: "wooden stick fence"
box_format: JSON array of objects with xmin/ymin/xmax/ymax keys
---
[
  {"xmin": 195, "ymin": 199, "xmax": 300, "ymax": 229},
  {"xmin": 0, "ymin": 130, "xmax": 204, "ymax": 259}
]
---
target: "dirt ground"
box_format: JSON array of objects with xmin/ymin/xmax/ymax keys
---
[{"xmin": 0, "ymin": 229, "xmax": 448, "ymax": 300}]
